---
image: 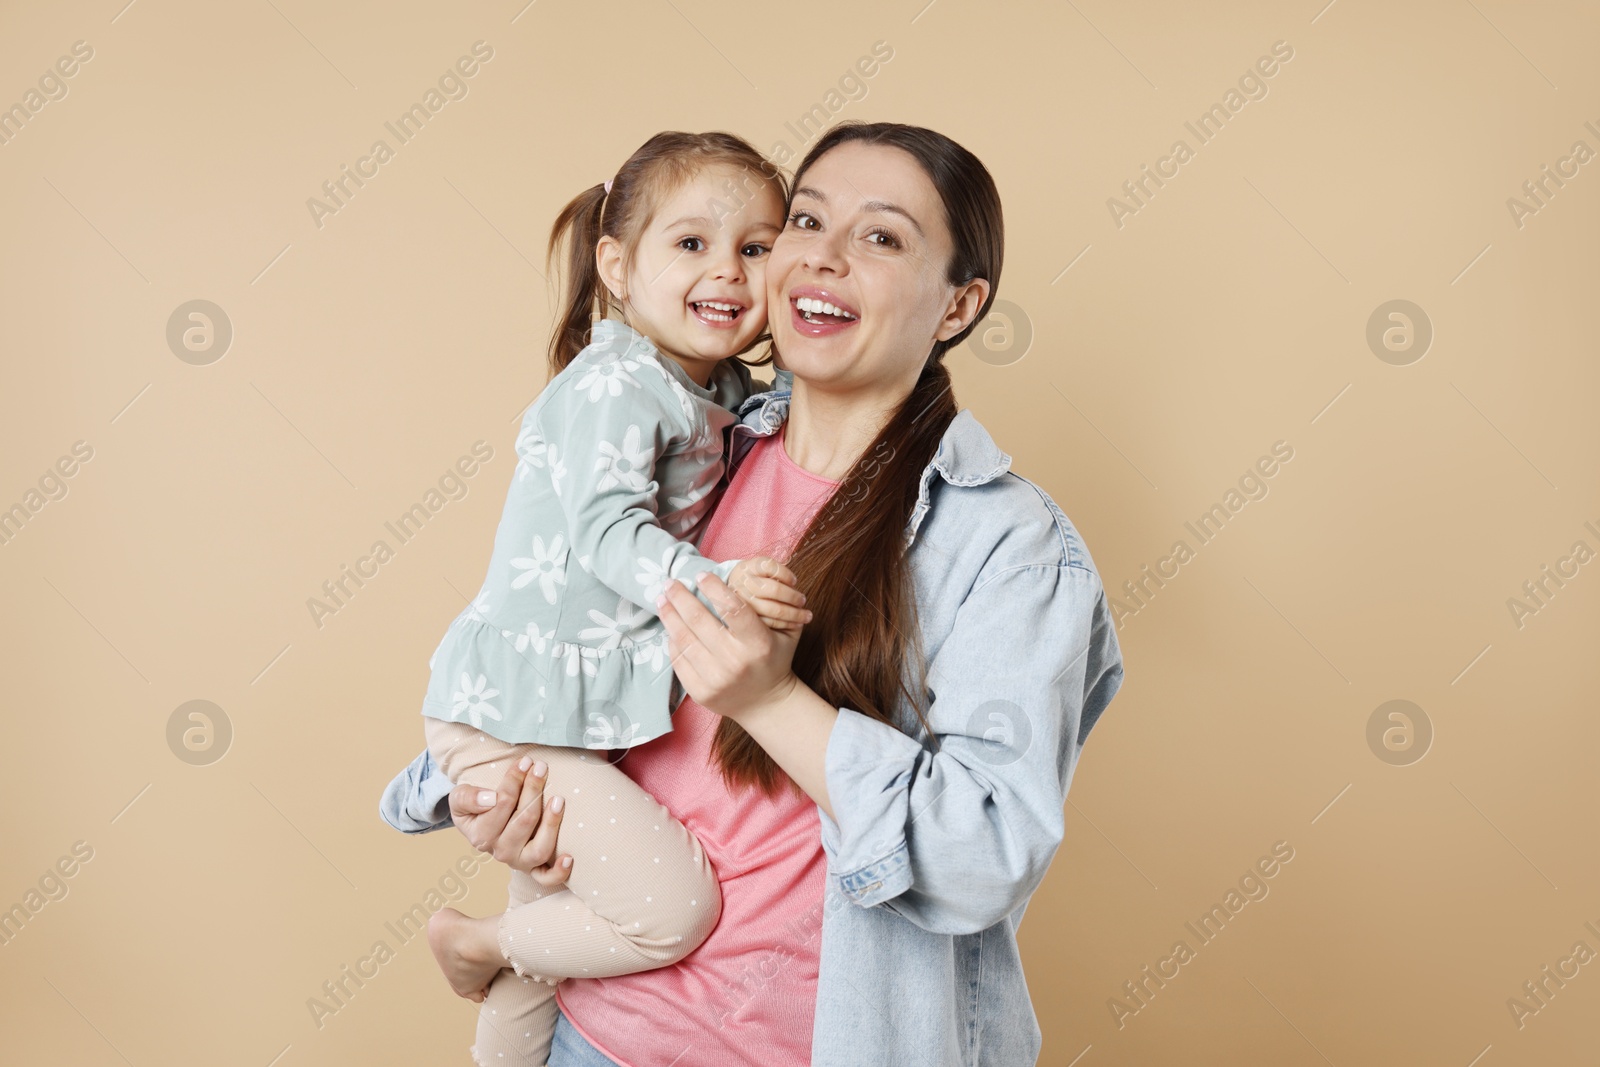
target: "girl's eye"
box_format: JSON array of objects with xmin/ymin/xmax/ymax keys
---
[
  {"xmin": 865, "ymin": 228, "xmax": 900, "ymax": 249},
  {"xmin": 741, "ymin": 243, "xmax": 770, "ymax": 258},
  {"xmin": 678, "ymin": 236, "xmax": 706, "ymax": 252},
  {"xmin": 787, "ymin": 211, "xmax": 820, "ymax": 231}
]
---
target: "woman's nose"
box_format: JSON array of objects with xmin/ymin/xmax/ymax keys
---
[{"xmin": 802, "ymin": 230, "xmax": 847, "ymax": 275}]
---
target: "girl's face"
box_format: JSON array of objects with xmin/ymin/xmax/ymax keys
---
[
  {"xmin": 765, "ymin": 141, "xmax": 989, "ymax": 397},
  {"xmin": 599, "ymin": 165, "xmax": 785, "ymax": 374}
]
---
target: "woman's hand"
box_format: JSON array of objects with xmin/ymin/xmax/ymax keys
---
[
  {"xmin": 657, "ymin": 572, "xmax": 804, "ymax": 720},
  {"xmin": 449, "ymin": 756, "xmax": 574, "ymax": 888}
]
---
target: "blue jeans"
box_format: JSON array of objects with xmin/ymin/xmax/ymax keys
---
[{"xmin": 549, "ymin": 1008, "xmax": 623, "ymax": 1067}]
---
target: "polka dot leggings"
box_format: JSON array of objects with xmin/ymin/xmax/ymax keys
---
[{"xmin": 426, "ymin": 718, "xmax": 723, "ymax": 1067}]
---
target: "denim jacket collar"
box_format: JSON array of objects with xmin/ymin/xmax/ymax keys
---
[{"xmin": 733, "ymin": 369, "xmax": 1013, "ymax": 546}]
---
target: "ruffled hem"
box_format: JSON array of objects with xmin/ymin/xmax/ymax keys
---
[{"xmin": 421, "ymin": 615, "xmax": 679, "ymax": 750}]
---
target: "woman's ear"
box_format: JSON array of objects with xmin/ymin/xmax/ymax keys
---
[
  {"xmin": 934, "ymin": 278, "xmax": 992, "ymax": 343},
  {"xmin": 596, "ymin": 235, "xmax": 627, "ymax": 302}
]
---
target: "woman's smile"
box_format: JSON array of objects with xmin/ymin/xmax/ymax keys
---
[{"xmin": 787, "ymin": 285, "xmax": 860, "ymax": 336}]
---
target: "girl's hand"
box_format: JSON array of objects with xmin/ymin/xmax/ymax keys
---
[
  {"xmin": 658, "ymin": 572, "xmax": 803, "ymax": 721},
  {"xmin": 449, "ymin": 756, "xmax": 574, "ymax": 888},
  {"xmin": 726, "ymin": 556, "xmax": 812, "ymax": 633}
]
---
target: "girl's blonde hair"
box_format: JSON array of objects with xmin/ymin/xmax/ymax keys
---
[{"xmin": 545, "ymin": 131, "xmax": 789, "ymax": 375}]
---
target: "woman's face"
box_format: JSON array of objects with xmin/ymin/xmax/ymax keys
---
[{"xmin": 765, "ymin": 141, "xmax": 989, "ymax": 395}]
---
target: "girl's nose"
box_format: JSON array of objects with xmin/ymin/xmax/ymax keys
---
[{"xmin": 710, "ymin": 246, "xmax": 746, "ymax": 283}]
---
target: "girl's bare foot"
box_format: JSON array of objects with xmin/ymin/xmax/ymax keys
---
[{"xmin": 426, "ymin": 908, "xmax": 504, "ymax": 1002}]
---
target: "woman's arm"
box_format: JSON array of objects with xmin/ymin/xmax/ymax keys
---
[
  {"xmin": 658, "ymin": 563, "xmax": 1124, "ymax": 936},
  {"xmin": 377, "ymin": 748, "xmax": 455, "ymax": 833},
  {"xmin": 656, "ymin": 574, "xmax": 837, "ymax": 818},
  {"xmin": 378, "ymin": 748, "xmax": 577, "ymax": 884}
]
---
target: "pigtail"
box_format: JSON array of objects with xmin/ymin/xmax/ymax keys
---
[{"xmin": 546, "ymin": 184, "xmax": 610, "ymax": 375}]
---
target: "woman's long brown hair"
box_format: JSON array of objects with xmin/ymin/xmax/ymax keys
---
[{"xmin": 711, "ymin": 122, "xmax": 1006, "ymax": 797}]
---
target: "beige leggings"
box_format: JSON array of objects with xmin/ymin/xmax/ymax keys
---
[{"xmin": 425, "ymin": 718, "xmax": 721, "ymax": 1067}]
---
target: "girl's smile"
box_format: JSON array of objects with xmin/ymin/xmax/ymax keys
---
[{"xmin": 598, "ymin": 164, "xmax": 785, "ymax": 384}]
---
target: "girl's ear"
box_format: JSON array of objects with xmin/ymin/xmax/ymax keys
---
[
  {"xmin": 596, "ymin": 235, "xmax": 627, "ymax": 302},
  {"xmin": 934, "ymin": 278, "xmax": 992, "ymax": 343}
]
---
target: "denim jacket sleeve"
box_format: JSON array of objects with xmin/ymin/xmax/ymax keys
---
[
  {"xmin": 818, "ymin": 561, "xmax": 1123, "ymax": 935},
  {"xmin": 378, "ymin": 748, "xmax": 456, "ymax": 834}
]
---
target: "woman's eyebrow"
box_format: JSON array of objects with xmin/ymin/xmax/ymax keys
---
[
  {"xmin": 861, "ymin": 200, "xmax": 924, "ymax": 237},
  {"xmin": 792, "ymin": 185, "xmax": 924, "ymax": 237}
]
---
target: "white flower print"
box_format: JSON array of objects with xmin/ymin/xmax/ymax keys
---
[
  {"xmin": 451, "ymin": 673, "xmax": 502, "ymax": 730},
  {"xmin": 554, "ymin": 642, "xmax": 600, "ymax": 679},
  {"xmin": 666, "ymin": 479, "xmax": 713, "ymax": 514},
  {"xmin": 632, "ymin": 632, "xmax": 670, "ymax": 674},
  {"xmin": 510, "ymin": 533, "xmax": 568, "ymax": 604},
  {"xmin": 514, "ymin": 425, "xmax": 547, "ymax": 481},
  {"xmin": 463, "ymin": 592, "xmax": 492, "ymax": 624},
  {"xmin": 574, "ymin": 358, "xmax": 642, "ymax": 402},
  {"xmin": 583, "ymin": 710, "xmax": 642, "ymax": 749},
  {"xmin": 547, "ymin": 442, "xmax": 567, "ymax": 496},
  {"xmin": 501, "ymin": 621, "xmax": 549, "ymax": 656},
  {"xmin": 578, "ymin": 599, "xmax": 654, "ymax": 651},
  {"xmin": 595, "ymin": 425, "xmax": 651, "ymax": 493},
  {"xmin": 635, "ymin": 549, "xmax": 676, "ymax": 603}
]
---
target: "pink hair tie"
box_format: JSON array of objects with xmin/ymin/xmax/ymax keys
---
[{"xmin": 603, "ymin": 179, "xmax": 613, "ymax": 194}]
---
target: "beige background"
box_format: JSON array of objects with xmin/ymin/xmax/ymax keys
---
[{"xmin": 2, "ymin": 0, "xmax": 1596, "ymax": 1063}]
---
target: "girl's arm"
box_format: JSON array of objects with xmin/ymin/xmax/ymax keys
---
[
  {"xmin": 537, "ymin": 370, "xmax": 801, "ymax": 622},
  {"xmin": 658, "ymin": 561, "xmax": 1124, "ymax": 937}
]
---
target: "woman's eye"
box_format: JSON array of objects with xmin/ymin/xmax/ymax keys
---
[
  {"xmin": 678, "ymin": 236, "xmax": 706, "ymax": 252},
  {"xmin": 866, "ymin": 229, "xmax": 900, "ymax": 249},
  {"xmin": 741, "ymin": 243, "xmax": 770, "ymax": 258},
  {"xmin": 788, "ymin": 211, "xmax": 820, "ymax": 231}
]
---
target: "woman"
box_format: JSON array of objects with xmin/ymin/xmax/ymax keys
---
[{"xmin": 382, "ymin": 122, "xmax": 1125, "ymax": 1066}]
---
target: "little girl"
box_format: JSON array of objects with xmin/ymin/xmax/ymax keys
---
[{"xmin": 418, "ymin": 132, "xmax": 803, "ymax": 1067}]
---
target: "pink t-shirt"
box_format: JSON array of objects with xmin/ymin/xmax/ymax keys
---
[{"xmin": 556, "ymin": 426, "xmax": 839, "ymax": 1067}]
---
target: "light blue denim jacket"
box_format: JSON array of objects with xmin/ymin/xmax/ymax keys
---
[{"xmin": 380, "ymin": 371, "xmax": 1125, "ymax": 1067}]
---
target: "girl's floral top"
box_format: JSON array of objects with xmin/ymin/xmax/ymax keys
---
[{"xmin": 420, "ymin": 318, "xmax": 755, "ymax": 748}]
